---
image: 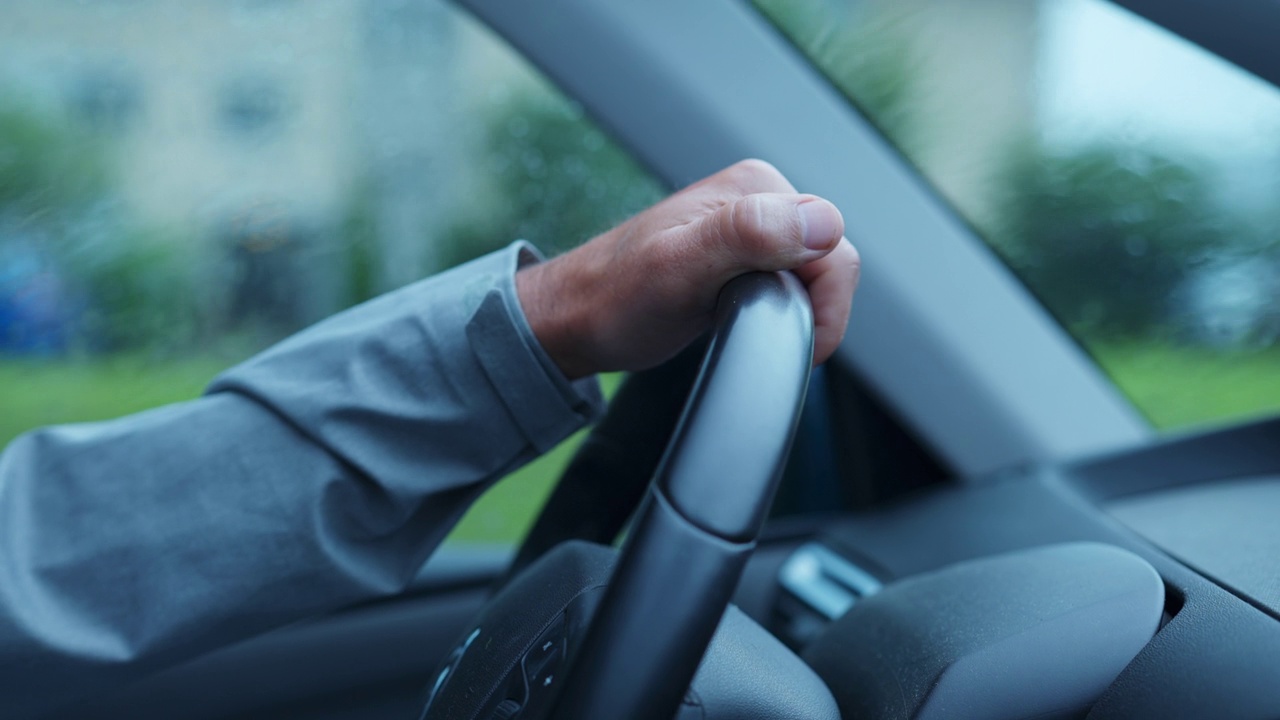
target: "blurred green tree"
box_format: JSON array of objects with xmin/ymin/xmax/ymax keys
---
[
  {"xmin": 0, "ymin": 102, "xmax": 200, "ymax": 355},
  {"xmin": 0, "ymin": 107, "xmax": 107, "ymax": 221},
  {"xmin": 438, "ymin": 93, "xmax": 664, "ymax": 269},
  {"xmin": 338, "ymin": 179, "xmax": 380, "ymax": 308},
  {"xmin": 988, "ymin": 140, "xmax": 1240, "ymax": 339},
  {"xmin": 753, "ymin": 0, "xmax": 921, "ymax": 155}
]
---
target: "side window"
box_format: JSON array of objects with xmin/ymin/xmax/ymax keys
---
[{"xmin": 0, "ymin": 1, "xmax": 662, "ymax": 544}]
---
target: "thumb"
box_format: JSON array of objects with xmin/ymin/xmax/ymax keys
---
[{"xmin": 694, "ymin": 193, "xmax": 844, "ymax": 275}]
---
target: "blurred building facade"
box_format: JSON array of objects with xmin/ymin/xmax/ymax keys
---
[{"xmin": 0, "ymin": 0, "xmax": 542, "ymax": 328}]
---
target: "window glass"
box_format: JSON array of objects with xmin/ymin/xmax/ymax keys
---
[
  {"xmin": 755, "ymin": 0, "xmax": 1280, "ymax": 431},
  {"xmin": 0, "ymin": 0, "xmax": 661, "ymax": 544}
]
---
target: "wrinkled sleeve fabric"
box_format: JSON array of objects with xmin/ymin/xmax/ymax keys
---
[{"xmin": 0, "ymin": 241, "xmax": 604, "ymax": 719}]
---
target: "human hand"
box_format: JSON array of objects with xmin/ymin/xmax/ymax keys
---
[{"xmin": 516, "ymin": 159, "xmax": 860, "ymax": 379}]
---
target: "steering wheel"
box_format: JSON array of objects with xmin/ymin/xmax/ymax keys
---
[{"xmin": 421, "ymin": 271, "xmax": 814, "ymax": 720}]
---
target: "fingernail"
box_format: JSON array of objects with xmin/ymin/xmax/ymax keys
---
[{"xmin": 797, "ymin": 199, "xmax": 841, "ymax": 250}]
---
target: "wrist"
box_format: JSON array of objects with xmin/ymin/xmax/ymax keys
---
[{"xmin": 515, "ymin": 252, "xmax": 599, "ymax": 381}]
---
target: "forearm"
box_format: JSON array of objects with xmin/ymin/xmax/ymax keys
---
[
  {"xmin": 0, "ymin": 242, "xmax": 603, "ymax": 718},
  {"xmin": 0, "ymin": 395, "xmax": 447, "ymax": 717}
]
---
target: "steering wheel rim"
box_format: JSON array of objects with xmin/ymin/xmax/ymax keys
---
[
  {"xmin": 421, "ymin": 270, "xmax": 814, "ymax": 720},
  {"xmin": 551, "ymin": 270, "xmax": 814, "ymax": 720}
]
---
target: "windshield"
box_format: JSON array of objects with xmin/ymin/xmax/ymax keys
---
[{"xmin": 754, "ymin": 0, "xmax": 1280, "ymax": 432}]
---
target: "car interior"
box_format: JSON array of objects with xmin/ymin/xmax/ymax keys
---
[{"xmin": 7, "ymin": 0, "xmax": 1280, "ymax": 718}]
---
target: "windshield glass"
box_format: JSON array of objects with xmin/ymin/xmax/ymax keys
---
[
  {"xmin": 0, "ymin": 0, "xmax": 660, "ymax": 544},
  {"xmin": 755, "ymin": 0, "xmax": 1280, "ymax": 431}
]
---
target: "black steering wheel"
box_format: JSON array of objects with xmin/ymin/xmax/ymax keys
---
[{"xmin": 421, "ymin": 271, "xmax": 814, "ymax": 720}]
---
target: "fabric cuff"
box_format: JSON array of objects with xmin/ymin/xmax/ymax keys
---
[{"xmin": 466, "ymin": 241, "xmax": 606, "ymax": 453}]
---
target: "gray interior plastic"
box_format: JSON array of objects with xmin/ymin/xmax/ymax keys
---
[
  {"xmin": 1108, "ymin": 476, "xmax": 1280, "ymax": 614},
  {"xmin": 804, "ymin": 543, "xmax": 1164, "ymax": 720},
  {"xmin": 812, "ymin": 456, "xmax": 1280, "ymax": 719},
  {"xmin": 677, "ymin": 605, "xmax": 839, "ymax": 720}
]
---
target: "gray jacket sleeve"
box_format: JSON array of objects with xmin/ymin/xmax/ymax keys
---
[{"xmin": 0, "ymin": 241, "xmax": 604, "ymax": 718}]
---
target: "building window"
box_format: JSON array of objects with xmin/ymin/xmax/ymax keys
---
[
  {"xmin": 70, "ymin": 71, "xmax": 139, "ymax": 134},
  {"xmin": 220, "ymin": 77, "xmax": 289, "ymax": 137}
]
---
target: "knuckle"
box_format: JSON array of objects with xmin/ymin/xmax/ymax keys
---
[
  {"xmin": 728, "ymin": 196, "xmax": 768, "ymax": 253},
  {"xmin": 726, "ymin": 158, "xmax": 783, "ymax": 188},
  {"xmin": 707, "ymin": 205, "xmax": 731, "ymax": 247},
  {"xmin": 841, "ymin": 239, "xmax": 862, "ymax": 271}
]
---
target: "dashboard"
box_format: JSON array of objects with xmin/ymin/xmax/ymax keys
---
[{"xmin": 767, "ymin": 415, "xmax": 1280, "ymax": 717}]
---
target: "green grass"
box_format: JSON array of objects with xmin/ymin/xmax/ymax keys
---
[
  {"xmin": 1092, "ymin": 342, "xmax": 1280, "ymax": 431},
  {"xmin": 17, "ymin": 342, "xmax": 1280, "ymax": 545},
  {"xmin": 0, "ymin": 356, "xmax": 617, "ymax": 545},
  {"xmin": 0, "ymin": 355, "xmax": 230, "ymax": 447}
]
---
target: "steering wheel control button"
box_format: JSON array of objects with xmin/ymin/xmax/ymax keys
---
[
  {"xmin": 523, "ymin": 615, "xmax": 566, "ymax": 679},
  {"xmin": 419, "ymin": 627, "xmax": 481, "ymax": 719},
  {"xmin": 487, "ymin": 699, "xmax": 522, "ymax": 720},
  {"xmin": 527, "ymin": 652, "xmax": 561, "ymax": 700},
  {"xmin": 520, "ymin": 615, "xmax": 567, "ymax": 714},
  {"xmin": 420, "ymin": 545, "xmax": 617, "ymax": 720}
]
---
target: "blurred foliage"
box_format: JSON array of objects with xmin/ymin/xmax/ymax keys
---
[
  {"xmin": 339, "ymin": 179, "xmax": 380, "ymax": 307},
  {"xmin": 751, "ymin": 0, "xmax": 1280, "ymax": 432},
  {"xmin": 439, "ymin": 93, "xmax": 664, "ymax": 268},
  {"xmin": 70, "ymin": 221, "xmax": 203, "ymax": 353},
  {"xmin": 754, "ymin": 0, "xmax": 921, "ymax": 154},
  {"xmin": 1093, "ymin": 341, "xmax": 1280, "ymax": 430},
  {"xmin": 0, "ymin": 107, "xmax": 107, "ymax": 217},
  {"xmin": 755, "ymin": 1, "xmax": 1257, "ymax": 346},
  {"xmin": 0, "ymin": 101, "xmax": 201, "ymax": 355},
  {"xmin": 988, "ymin": 140, "xmax": 1240, "ymax": 339}
]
